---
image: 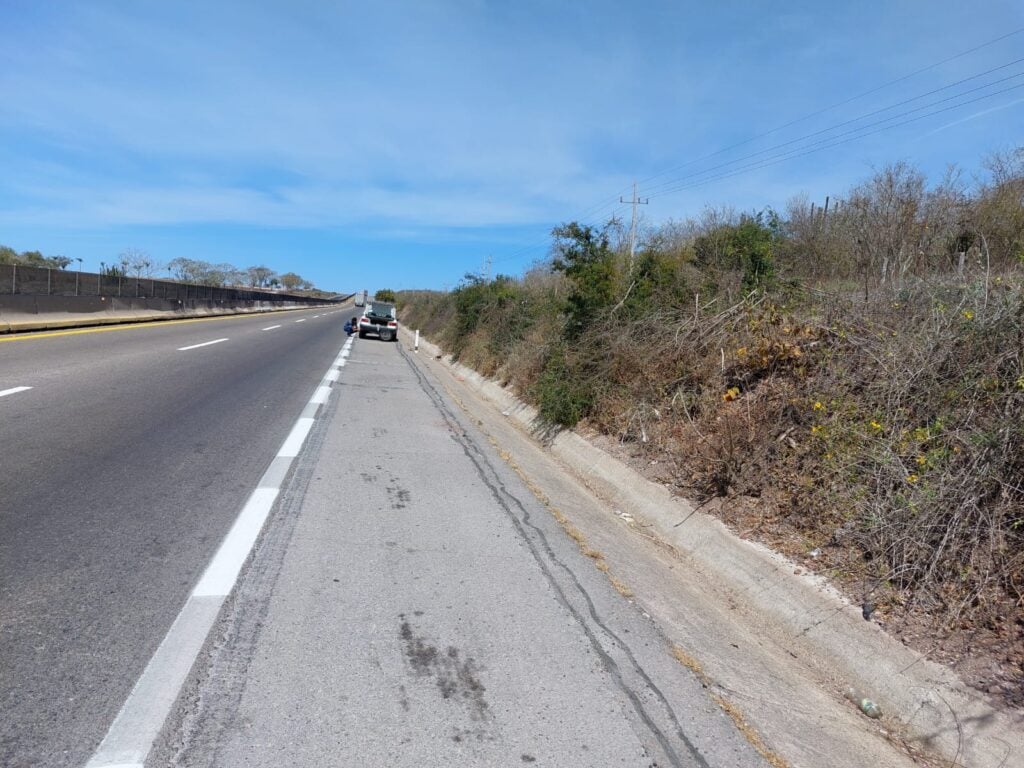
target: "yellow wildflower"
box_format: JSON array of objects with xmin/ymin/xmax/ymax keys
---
[
  {"xmin": 906, "ymin": 474, "xmax": 919, "ymax": 484},
  {"xmin": 722, "ymin": 386, "xmax": 740, "ymax": 402},
  {"xmin": 812, "ymin": 401, "xmax": 824, "ymax": 412},
  {"xmin": 870, "ymin": 420, "xmax": 883, "ymax": 432},
  {"xmin": 736, "ymin": 347, "xmax": 747, "ymax": 356},
  {"xmin": 915, "ymin": 455, "xmax": 927, "ymax": 466},
  {"xmin": 962, "ymin": 310, "xmax": 974, "ymax": 320}
]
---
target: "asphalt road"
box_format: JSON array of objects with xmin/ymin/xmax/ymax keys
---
[{"xmin": 0, "ymin": 306, "xmax": 351, "ymax": 767}]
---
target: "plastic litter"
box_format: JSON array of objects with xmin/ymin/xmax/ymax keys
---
[{"xmin": 845, "ymin": 687, "xmax": 883, "ymax": 719}]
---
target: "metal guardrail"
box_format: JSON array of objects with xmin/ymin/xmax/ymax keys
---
[{"xmin": 0, "ymin": 263, "xmax": 329, "ymax": 305}]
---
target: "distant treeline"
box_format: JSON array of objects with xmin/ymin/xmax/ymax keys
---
[{"xmin": 0, "ymin": 246, "xmax": 328, "ymax": 296}]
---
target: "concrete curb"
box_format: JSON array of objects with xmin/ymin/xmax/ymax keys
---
[{"xmin": 402, "ymin": 328, "xmax": 1023, "ymax": 768}]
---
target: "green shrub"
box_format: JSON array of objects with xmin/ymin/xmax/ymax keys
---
[{"xmin": 534, "ymin": 347, "xmax": 593, "ymax": 428}]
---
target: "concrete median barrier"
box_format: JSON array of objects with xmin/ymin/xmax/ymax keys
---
[{"xmin": 0, "ymin": 294, "xmax": 337, "ymax": 334}]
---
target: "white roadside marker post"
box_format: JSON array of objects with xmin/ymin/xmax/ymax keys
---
[{"xmin": 414, "ymin": 329, "xmax": 419, "ymax": 353}]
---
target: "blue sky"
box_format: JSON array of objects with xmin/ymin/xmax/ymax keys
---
[{"xmin": 2, "ymin": 1, "xmax": 1022, "ymax": 292}]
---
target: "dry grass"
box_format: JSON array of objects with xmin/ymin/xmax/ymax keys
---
[
  {"xmin": 710, "ymin": 693, "xmax": 791, "ymax": 768},
  {"xmin": 670, "ymin": 645, "xmax": 790, "ymax": 768}
]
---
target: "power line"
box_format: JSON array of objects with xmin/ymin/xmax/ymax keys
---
[
  {"xmin": 644, "ymin": 64, "xmax": 1024, "ymax": 196},
  {"xmin": 636, "ymin": 26, "xmax": 1024, "ymax": 189},
  {"xmin": 480, "ymin": 26, "xmax": 1024, "ymax": 279},
  {"xmin": 648, "ymin": 81, "xmax": 1024, "ymax": 199}
]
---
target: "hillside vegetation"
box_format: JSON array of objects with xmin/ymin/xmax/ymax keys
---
[{"xmin": 400, "ymin": 150, "xmax": 1024, "ymax": 705}]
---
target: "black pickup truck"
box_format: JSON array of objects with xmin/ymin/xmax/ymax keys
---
[{"xmin": 357, "ymin": 302, "xmax": 398, "ymax": 341}]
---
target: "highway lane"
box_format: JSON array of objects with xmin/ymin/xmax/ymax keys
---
[{"xmin": 0, "ymin": 306, "xmax": 350, "ymax": 767}]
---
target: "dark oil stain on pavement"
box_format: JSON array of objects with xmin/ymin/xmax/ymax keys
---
[
  {"xmin": 385, "ymin": 472, "xmax": 412, "ymax": 509},
  {"xmin": 398, "ymin": 614, "xmax": 490, "ymax": 726},
  {"xmin": 385, "ymin": 485, "xmax": 411, "ymax": 509}
]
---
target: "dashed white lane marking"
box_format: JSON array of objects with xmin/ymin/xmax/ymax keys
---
[
  {"xmin": 177, "ymin": 338, "xmax": 228, "ymax": 351},
  {"xmin": 0, "ymin": 386, "xmax": 32, "ymax": 398},
  {"xmin": 192, "ymin": 488, "xmax": 280, "ymax": 597},
  {"xmin": 295, "ymin": 318, "xmax": 307, "ymax": 323},
  {"xmin": 262, "ymin": 325, "xmax": 282, "ymax": 331},
  {"xmin": 85, "ymin": 336, "xmax": 352, "ymax": 768},
  {"xmin": 277, "ymin": 417, "xmax": 316, "ymax": 458}
]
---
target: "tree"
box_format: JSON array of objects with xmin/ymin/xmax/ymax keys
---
[
  {"xmin": 247, "ymin": 265, "xmax": 275, "ymax": 288},
  {"xmin": 167, "ymin": 257, "xmax": 202, "ymax": 282},
  {"xmin": 0, "ymin": 245, "xmax": 71, "ymax": 269},
  {"xmin": 848, "ymin": 162, "xmax": 927, "ymax": 287},
  {"xmin": 279, "ymin": 272, "xmax": 303, "ymax": 290},
  {"xmin": 375, "ymin": 288, "xmax": 397, "ymax": 302},
  {"xmin": 972, "ymin": 146, "xmax": 1024, "ymax": 269},
  {"xmin": 551, "ymin": 221, "xmax": 617, "ymax": 338},
  {"xmin": 120, "ymin": 248, "xmax": 153, "ymax": 278}
]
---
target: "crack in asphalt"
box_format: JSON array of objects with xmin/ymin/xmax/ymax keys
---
[{"xmin": 400, "ymin": 344, "xmax": 711, "ymax": 768}]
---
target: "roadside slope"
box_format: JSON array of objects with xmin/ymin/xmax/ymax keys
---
[{"xmin": 403, "ymin": 328, "xmax": 1024, "ymax": 768}]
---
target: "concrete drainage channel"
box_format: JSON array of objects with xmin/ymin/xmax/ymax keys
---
[{"xmin": 399, "ymin": 327, "xmax": 1022, "ymax": 768}]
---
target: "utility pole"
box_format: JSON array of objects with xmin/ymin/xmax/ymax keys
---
[
  {"xmin": 483, "ymin": 255, "xmax": 492, "ymax": 281},
  {"xmin": 620, "ymin": 182, "xmax": 648, "ymax": 270}
]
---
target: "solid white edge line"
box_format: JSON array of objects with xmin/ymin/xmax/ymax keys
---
[
  {"xmin": 191, "ymin": 488, "xmax": 280, "ymax": 597},
  {"xmin": 325, "ymin": 369, "xmax": 340, "ymax": 382},
  {"xmin": 0, "ymin": 386, "xmax": 32, "ymax": 398},
  {"xmin": 177, "ymin": 338, "xmax": 228, "ymax": 351},
  {"xmin": 277, "ymin": 417, "xmax": 315, "ymax": 458},
  {"xmin": 262, "ymin": 325, "xmax": 281, "ymax": 331},
  {"xmin": 311, "ymin": 385, "xmax": 331, "ymax": 404}
]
